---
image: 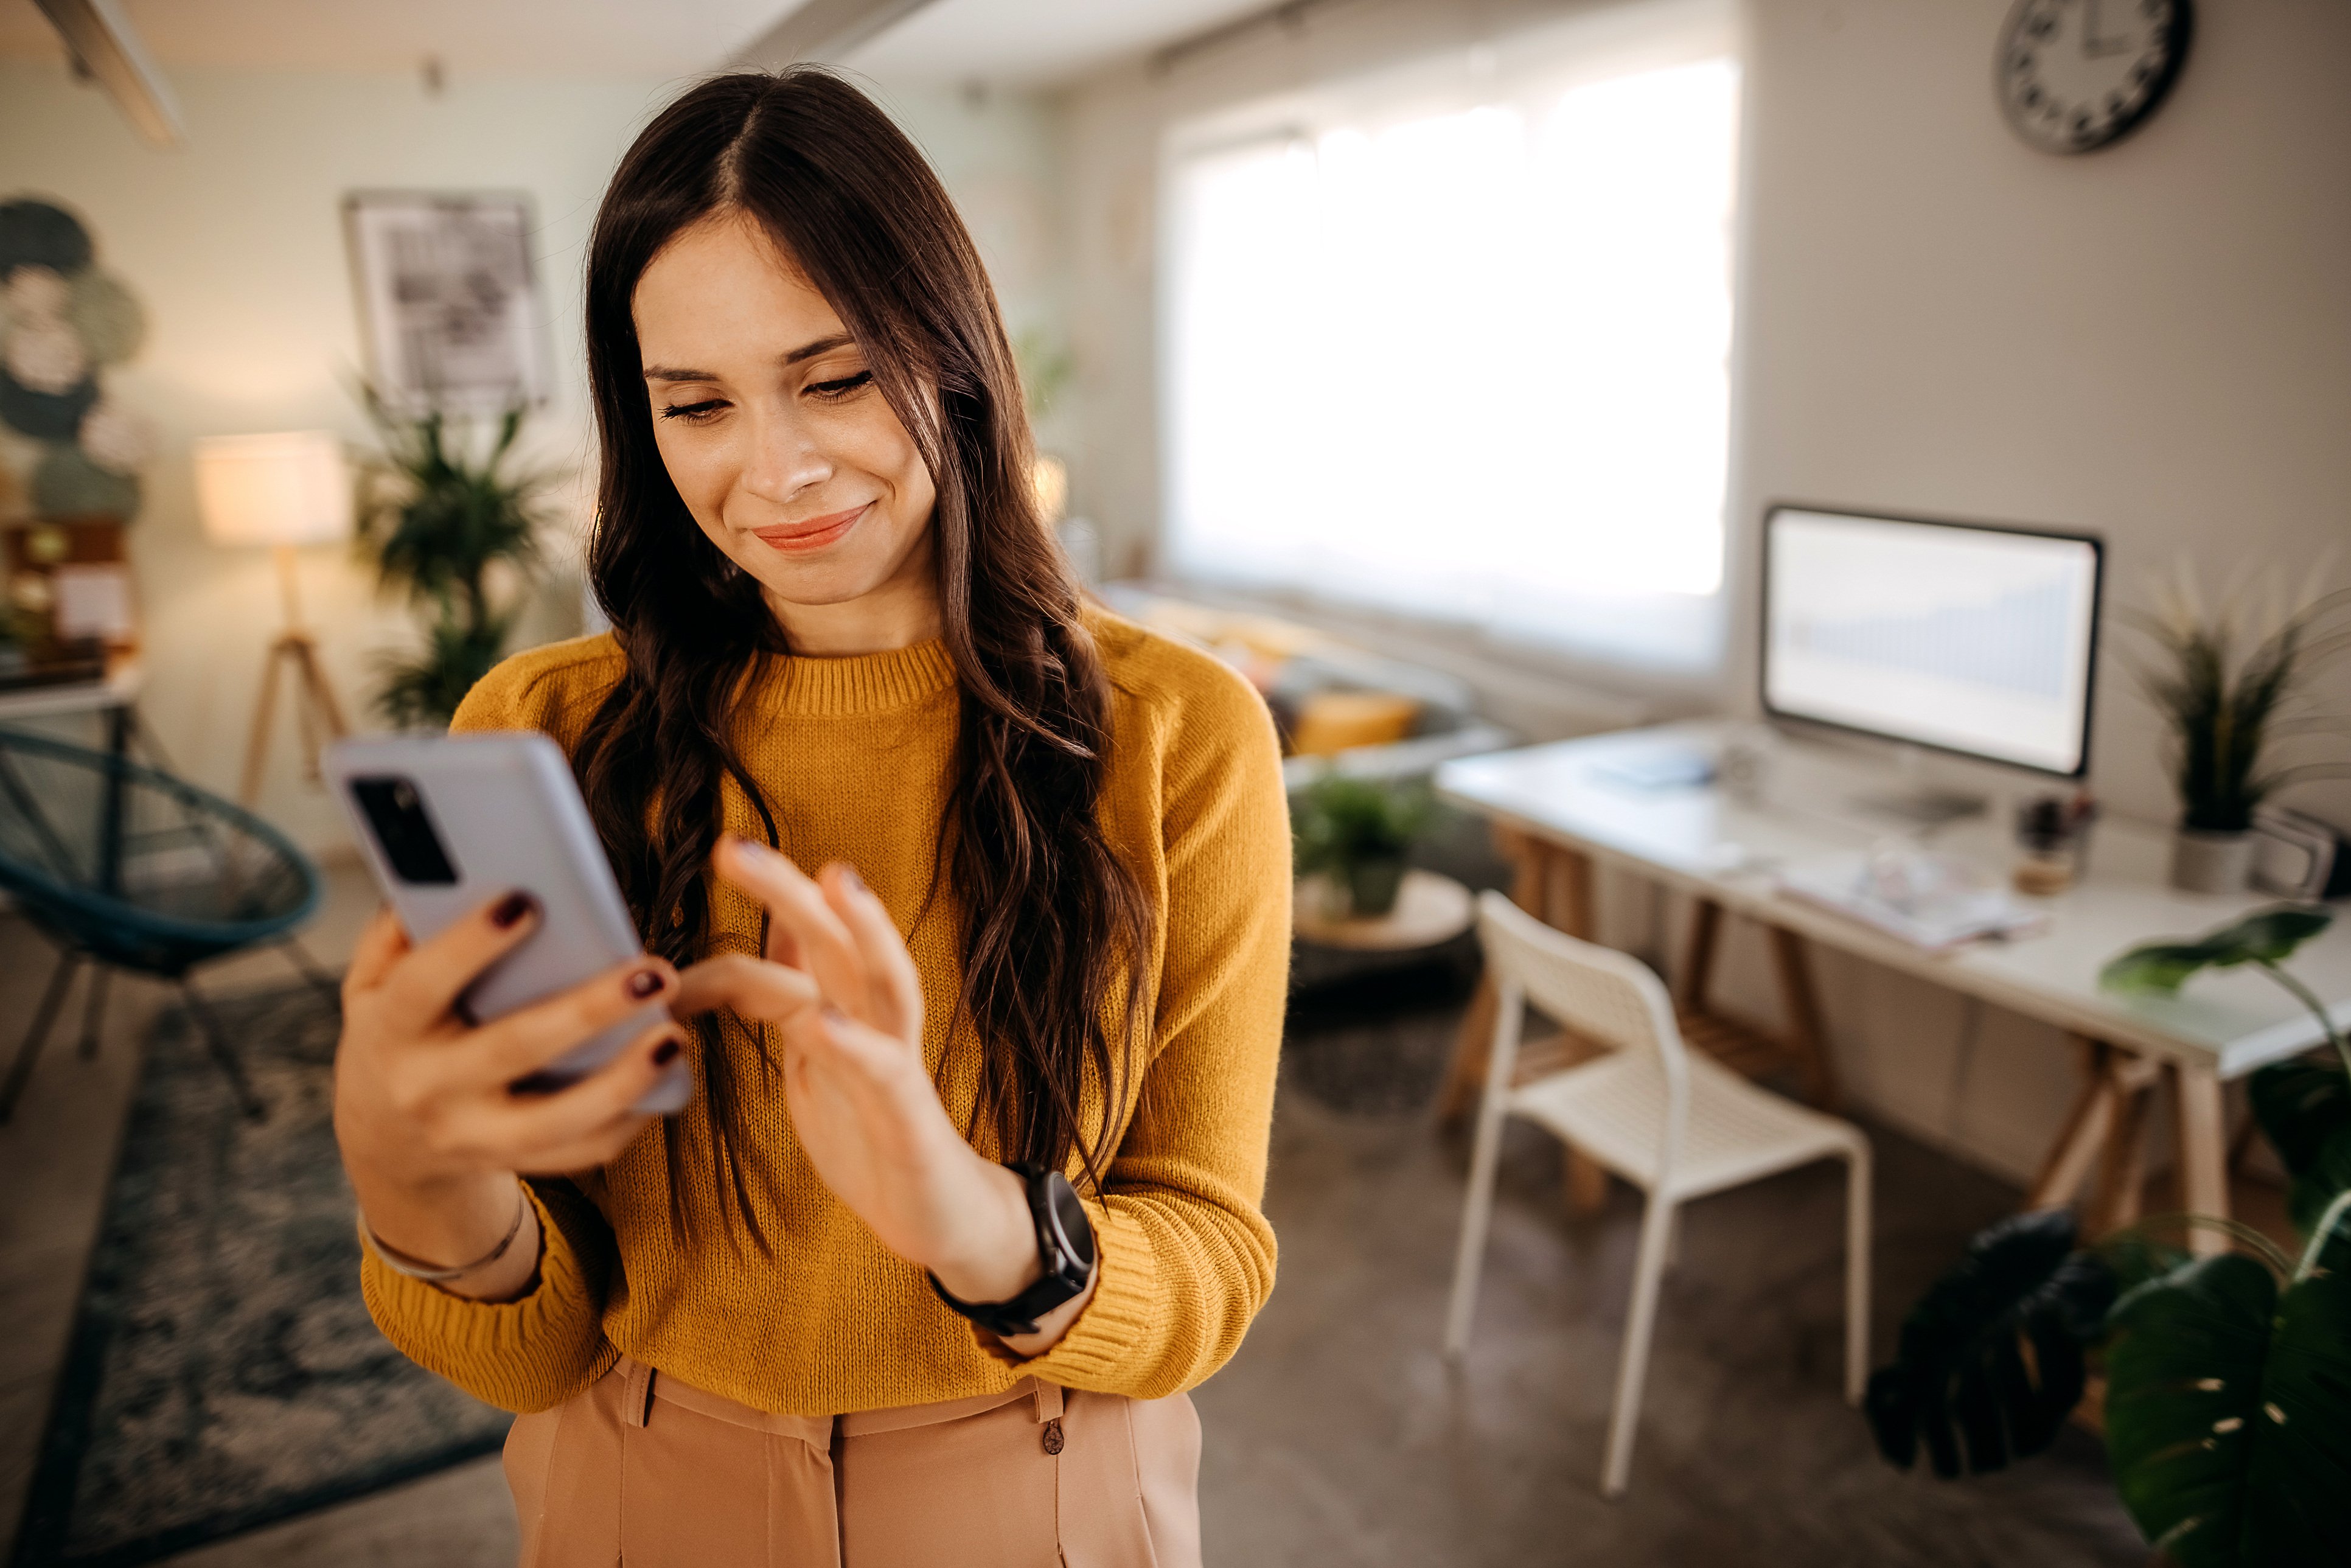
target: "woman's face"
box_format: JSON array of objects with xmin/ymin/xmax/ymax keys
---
[{"xmin": 633, "ymin": 213, "xmax": 939, "ymax": 637}]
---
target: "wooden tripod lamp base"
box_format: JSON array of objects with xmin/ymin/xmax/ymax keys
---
[
  {"xmin": 239, "ymin": 615, "xmax": 348, "ymax": 809},
  {"xmin": 192, "ymin": 432, "xmax": 357, "ymax": 811}
]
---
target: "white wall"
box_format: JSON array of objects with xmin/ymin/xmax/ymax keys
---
[
  {"xmin": 0, "ymin": 64, "xmax": 678, "ymax": 849},
  {"xmin": 1730, "ymin": 0, "xmax": 2351, "ymax": 836},
  {"xmin": 1726, "ymin": 0, "xmax": 2351, "ymax": 1179},
  {"xmin": 1059, "ymin": 0, "xmax": 2351, "ymax": 823},
  {"xmin": 0, "ymin": 62, "xmax": 1071, "ymax": 854},
  {"xmin": 1053, "ymin": 0, "xmax": 2351, "ymax": 1182},
  {"xmin": 870, "ymin": 79, "xmax": 1073, "ymax": 439}
]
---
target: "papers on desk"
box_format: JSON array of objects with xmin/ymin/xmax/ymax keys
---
[{"xmin": 1778, "ymin": 846, "xmax": 2049, "ymax": 953}]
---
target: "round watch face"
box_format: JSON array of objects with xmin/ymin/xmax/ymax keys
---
[
  {"xmin": 1046, "ymin": 1171, "xmax": 1095, "ymax": 1273},
  {"xmin": 1996, "ymin": 0, "xmax": 2190, "ymax": 155}
]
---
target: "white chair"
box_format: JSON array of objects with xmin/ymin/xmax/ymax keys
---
[{"xmin": 1443, "ymin": 891, "xmax": 1872, "ymax": 1498}]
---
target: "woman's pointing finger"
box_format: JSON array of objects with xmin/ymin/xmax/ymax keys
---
[{"xmin": 713, "ymin": 837, "xmax": 873, "ymax": 1023}]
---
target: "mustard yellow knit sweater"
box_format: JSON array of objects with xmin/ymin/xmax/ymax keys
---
[{"xmin": 359, "ymin": 607, "xmax": 1290, "ymax": 1416}]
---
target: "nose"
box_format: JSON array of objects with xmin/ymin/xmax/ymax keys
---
[{"xmin": 736, "ymin": 401, "xmax": 832, "ymax": 507}]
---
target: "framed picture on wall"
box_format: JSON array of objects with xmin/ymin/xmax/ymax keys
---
[{"xmin": 342, "ymin": 191, "xmax": 552, "ymax": 412}]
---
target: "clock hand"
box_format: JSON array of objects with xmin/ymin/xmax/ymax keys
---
[{"xmin": 2081, "ymin": 0, "xmax": 2131, "ymax": 59}]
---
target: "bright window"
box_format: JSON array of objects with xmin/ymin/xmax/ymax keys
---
[{"xmin": 1163, "ymin": 2, "xmax": 1740, "ymax": 670}]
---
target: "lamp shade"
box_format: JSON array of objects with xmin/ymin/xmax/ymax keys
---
[{"xmin": 192, "ymin": 431, "xmax": 353, "ymax": 548}]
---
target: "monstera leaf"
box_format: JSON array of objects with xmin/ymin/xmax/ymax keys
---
[
  {"xmin": 1864, "ymin": 1209, "xmax": 2117, "ymax": 1477},
  {"xmin": 2098, "ymin": 904, "xmax": 2333, "ymax": 994},
  {"xmin": 2250, "ymin": 1058, "xmax": 2351, "ymax": 1176},
  {"xmin": 2103, "ymin": 1252, "xmax": 2351, "ymax": 1567},
  {"xmin": 2106, "ymin": 902, "xmax": 2349, "ymax": 1238},
  {"xmin": 2249, "ymin": 1058, "xmax": 2351, "ymax": 1239}
]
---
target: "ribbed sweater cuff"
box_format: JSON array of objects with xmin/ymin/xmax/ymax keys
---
[
  {"xmin": 1020, "ymin": 1200, "xmax": 1157, "ymax": 1389},
  {"xmin": 357, "ymin": 1182, "xmax": 615, "ymax": 1413}
]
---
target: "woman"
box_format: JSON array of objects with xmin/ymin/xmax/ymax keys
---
[{"xmin": 330, "ymin": 69, "xmax": 1289, "ymax": 1567}]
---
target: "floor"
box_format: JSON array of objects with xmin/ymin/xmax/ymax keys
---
[
  {"xmin": 0, "ymin": 862, "xmax": 406, "ymax": 1566},
  {"xmin": 0, "ymin": 861, "xmax": 2182, "ymax": 1566},
  {"xmin": 1196, "ymin": 986, "xmax": 2146, "ymax": 1566}
]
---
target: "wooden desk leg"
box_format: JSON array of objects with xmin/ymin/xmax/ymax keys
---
[
  {"xmin": 2227, "ymin": 1109, "xmax": 2262, "ymax": 1175},
  {"xmin": 1564, "ymin": 1145, "xmax": 1610, "ymax": 1217},
  {"xmin": 2088, "ymin": 1053, "xmax": 2162, "ymax": 1234},
  {"xmin": 1437, "ymin": 829, "xmax": 1549, "ymax": 1124},
  {"xmin": 2175, "ymin": 1061, "xmax": 2231, "ymax": 1258},
  {"xmin": 1766, "ymin": 926, "xmax": 1839, "ymax": 1110},
  {"xmin": 2028, "ymin": 1036, "xmax": 2117, "ymax": 1210},
  {"xmin": 1548, "ymin": 845, "xmax": 1595, "ymax": 941},
  {"xmin": 1677, "ymin": 898, "xmax": 1722, "ymax": 1014}
]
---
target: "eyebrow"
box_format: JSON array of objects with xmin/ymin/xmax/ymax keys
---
[{"xmin": 642, "ymin": 332, "xmax": 856, "ymax": 382}]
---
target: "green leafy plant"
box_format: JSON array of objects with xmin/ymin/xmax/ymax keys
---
[
  {"xmin": 2102, "ymin": 1242, "xmax": 2351, "ymax": 1566},
  {"xmin": 1293, "ymin": 774, "xmax": 1432, "ymax": 917},
  {"xmin": 2249, "ymin": 1059, "xmax": 2351, "ymax": 1237},
  {"xmin": 1865, "ymin": 905, "xmax": 2351, "ymax": 1566},
  {"xmin": 355, "ymin": 391, "xmax": 554, "ymax": 729},
  {"xmin": 2105, "ymin": 904, "xmax": 2351, "ymax": 1230},
  {"xmin": 1862, "ymin": 1209, "xmax": 2117, "ymax": 1478},
  {"xmin": 2116, "ymin": 565, "xmax": 2351, "ymax": 832}
]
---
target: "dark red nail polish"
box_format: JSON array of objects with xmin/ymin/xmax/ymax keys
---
[
  {"xmin": 492, "ymin": 891, "xmax": 535, "ymax": 929},
  {"xmin": 628, "ymin": 968, "xmax": 667, "ymax": 999},
  {"xmin": 652, "ymin": 1037, "xmax": 681, "ymax": 1065}
]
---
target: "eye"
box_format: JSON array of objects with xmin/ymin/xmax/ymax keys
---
[
  {"xmin": 808, "ymin": 370, "xmax": 874, "ymax": 400},
  {"xmin": 660, "ymin": 399, "xmax": 727, "ymax": 423}
]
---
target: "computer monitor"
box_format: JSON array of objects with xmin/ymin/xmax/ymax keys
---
[{"xmin": 1761, "ymin": 505, "xmax": 2103, "ymax": 778}]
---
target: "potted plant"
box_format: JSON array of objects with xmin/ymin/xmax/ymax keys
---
[
  {"xmin": 2116, "ymin": 563, "xmax": 2350, "ymax": 893},
  {"xmin": 1863, "ymin": 905, "xmax": 2351, "ymax": 1566},
  {"xmin": 1294, "ymin": 773, "xmax": 1432, "ymax": 918},
  {"xmin": 355, "ymin": 392, "xmax": 554, "ymax": 729}
]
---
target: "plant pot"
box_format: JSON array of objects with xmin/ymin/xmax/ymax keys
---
[
  {"xmin": 2170, "ymin": 828, "xmax": 2254, "ymax": 894},
  {"xmin": 1344, "ymin": 854, "xmax": 1408, "ymax": 918}
]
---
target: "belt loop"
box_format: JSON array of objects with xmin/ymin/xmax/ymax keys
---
[{"xmin": 623, "ymin": 1357, "xmax": 657, "ymax": 1429}]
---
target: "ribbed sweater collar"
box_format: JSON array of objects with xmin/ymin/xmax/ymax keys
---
[{"xmin": 765, "ymin": 638, "xmax": 958, "ymax": 717}]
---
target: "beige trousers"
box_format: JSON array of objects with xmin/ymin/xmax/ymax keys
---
[{"xmin": 503, "ymin": 1356, "xmax": 1202, "ymax": 1567}]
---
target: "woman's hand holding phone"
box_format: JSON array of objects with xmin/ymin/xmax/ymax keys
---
[
  {"xmin": 676, "ymin": 837, "xmax": 1094, "ymax": 1354},
  {"xmin": 332, "ymin": 891, "xmax": 690, "ymax": 1303}
]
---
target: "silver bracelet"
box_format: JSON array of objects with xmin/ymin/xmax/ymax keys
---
[{"xmin": 361, "ymin": 1180, "xmax": 530, "ymax": 1283}]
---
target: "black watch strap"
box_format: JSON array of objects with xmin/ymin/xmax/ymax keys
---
[{"xmin": 929, "ymin": 1163, "xmax": 1096, "ymax": 1337}]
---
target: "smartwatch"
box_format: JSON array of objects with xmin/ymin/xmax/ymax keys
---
[{"xmin": 929, "ymin": 1162, "xmax": 1096, "ymax": 1337}]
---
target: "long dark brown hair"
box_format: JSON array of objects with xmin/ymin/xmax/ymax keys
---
[{"xmin": 574, "ymin": 69, "xmax": 1148, "ymax": 1247}]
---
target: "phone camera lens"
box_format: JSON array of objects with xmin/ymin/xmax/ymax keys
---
[{"xmin": 352, "ymin": 775, "xmax": 459, "ymax": 884}]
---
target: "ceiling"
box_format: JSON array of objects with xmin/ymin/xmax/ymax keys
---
[
  {"xmin": 0, "ymin": 0, "xmax": 799, "ymax": 77},
  {"xmin": 843, "ymin": 0, "xmax": 1278, "ymax": 86},
  {"xmin": 0, "ymin": 0, "xmax": 1278, "ymax": 85}
]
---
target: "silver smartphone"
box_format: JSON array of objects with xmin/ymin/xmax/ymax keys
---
[{"xmin": 324, "ymin": 731, "xmax": 691, "ymax": 1115}]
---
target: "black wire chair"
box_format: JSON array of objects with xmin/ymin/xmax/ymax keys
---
[{"xmin": 0, "ymin": 726, "xmax": 326, "ymax": 1123}]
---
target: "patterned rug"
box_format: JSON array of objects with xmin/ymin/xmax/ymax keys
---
[{"xmin": 7, "ymin": 983, "xmax": 512, "ymax": 1568}]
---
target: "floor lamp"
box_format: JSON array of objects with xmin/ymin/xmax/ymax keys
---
[{"xmin": 192, "ymin": 431, "xmax": 354, "ymax": 808}]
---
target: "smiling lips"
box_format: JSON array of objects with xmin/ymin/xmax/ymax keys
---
[{"xmin": 751, "ymin": 502, "xmax": 869, "ymax": 552}]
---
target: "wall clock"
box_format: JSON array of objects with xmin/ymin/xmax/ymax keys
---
[{"xmin": 1996, "ymin": 0, "xmax": 2192, "ymax": 155}]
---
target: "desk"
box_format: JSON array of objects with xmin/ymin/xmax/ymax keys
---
[
  {"xmin": 0, "ymin": 662, "xmax": 142, "ymax": 727},
  {"xmin": 1437, "ymin": 722, "xmax": 2351, "ymax": 1250}
]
